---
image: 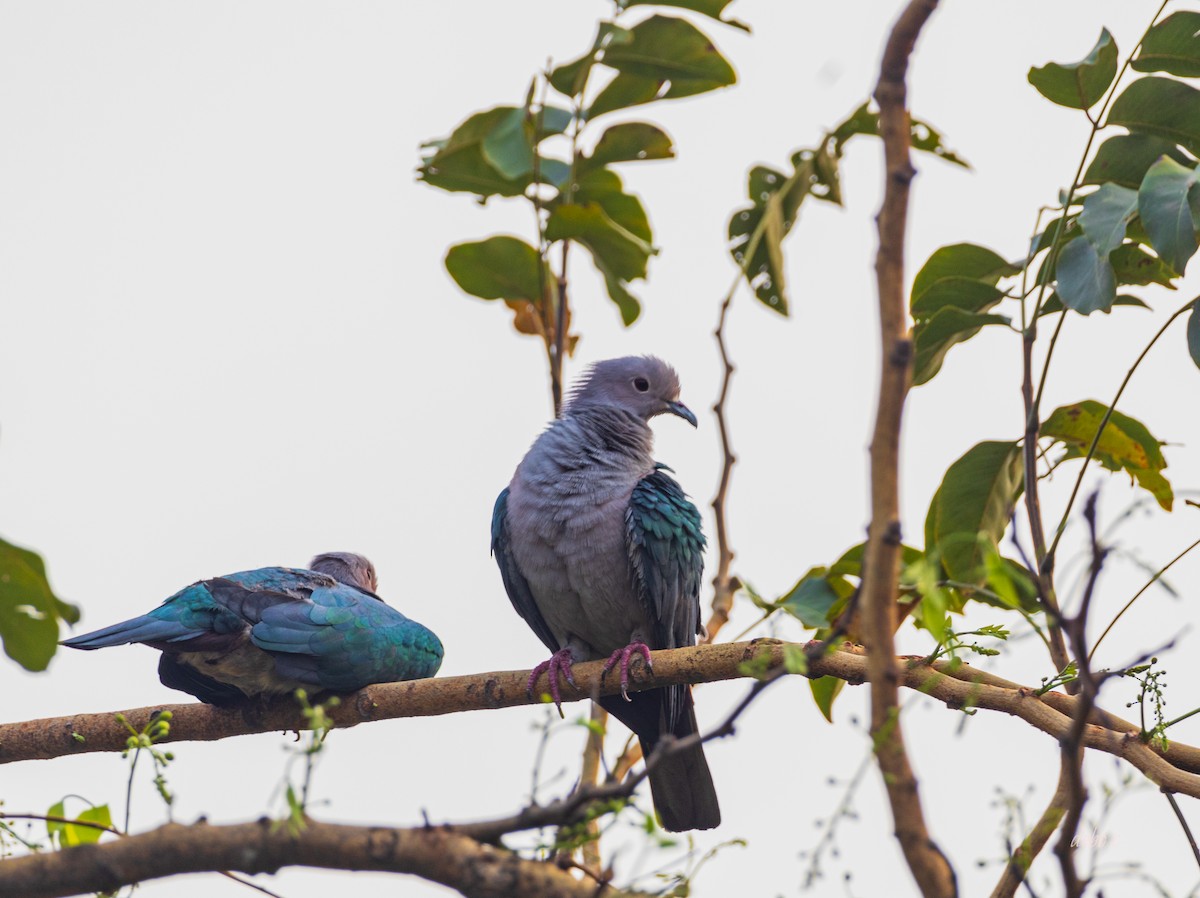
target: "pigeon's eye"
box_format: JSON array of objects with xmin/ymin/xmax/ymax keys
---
[{"xmin": 633, "ymin": 377, "xmax": 650, "ymax": 392}]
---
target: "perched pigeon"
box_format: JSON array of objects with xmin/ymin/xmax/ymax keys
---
[
  {"xmin": 492, "ymin": 356, "xmax": 720, "ymax": 832},
  {"xmin": 62, "ymin": 552, "xmax": 443, "ymax": 705}
]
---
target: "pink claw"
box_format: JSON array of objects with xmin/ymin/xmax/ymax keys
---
[
  {"xmin": 527, "ymin": 647, "xmax": 578, "ymax": 716},
  {"xmin": 602, "ymin": 642, "xmax": 653, "ymax": 701}
]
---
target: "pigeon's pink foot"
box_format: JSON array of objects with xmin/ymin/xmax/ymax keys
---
[
  {"xmin": 527, "ymin": 647, "xmax": 578, "ymax": 716},
  {"xmin": 602, "ymin": 642, "xmax": 653, "ymax": 701}
]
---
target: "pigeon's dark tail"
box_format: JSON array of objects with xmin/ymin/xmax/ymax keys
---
[{"xmin": 600, "ymin": 686, "xmax": 721, "ymax": 832}]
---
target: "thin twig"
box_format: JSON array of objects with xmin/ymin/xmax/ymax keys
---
[
  {"xmin": 704, "ymin": 282, "xmax": 741, "ymax": 641},
  {"xmin": 1165, "ymin": 791, "xmax": 1200, "ymax": 873},
  {"xmin": 1090, "ymin": 531, "xmax": 1200, "ymax": 662}
]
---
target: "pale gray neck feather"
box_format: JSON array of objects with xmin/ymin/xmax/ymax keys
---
[{"xmin": 522, "ymin": 406, "xmax": 654, "ymax": 484}]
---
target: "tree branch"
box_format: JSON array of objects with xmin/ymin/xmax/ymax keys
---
[
  {"xmin": 864, "ymin": 1, "xmax": 956, "ymax": 895},
  {"xmin": 8, "ymin": 642, "xmax": 1200, "ymax": 798},
  {"xmin": 0, "ymin": 817, "xmax": 648, "ymax": 898}
]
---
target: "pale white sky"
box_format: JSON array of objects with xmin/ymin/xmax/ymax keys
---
[{"xmin": 3, "ymin": 2, "xmax": 1200, "ymax": 896}]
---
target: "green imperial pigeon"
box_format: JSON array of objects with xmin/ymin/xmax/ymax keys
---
[
  {"xmin": 63, "ymin": 552, "xmax": 443, "ymax": 705},
  {"xmin": 491, "ymin": 356, "xmax": 720, "ymax": 831}
]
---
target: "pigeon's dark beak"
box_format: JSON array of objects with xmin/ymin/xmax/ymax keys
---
[{"xmin": 666, "ymin": 400, "xmax": 698, "ymax": 428}]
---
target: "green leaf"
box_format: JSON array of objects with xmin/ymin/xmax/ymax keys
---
[
  {"xmin": 1132, "ymin": 11, "xmax": 1200, "ymax": 78},
  {"xmin": 624, "ymin": 0, "xmax": 751, "ymax": 32},
  {"xmin": 571, "ymin": 169, "xmax": 652, "ymax": 240},
  {"xmin": 1056, "ymin": 237, "xmax": 1116, "ymax": 314},
  {"xmin": 547, "ymin": 203, "xmax": 654, "ymax": 282},
  {"xmin": 550, "ymin": 23, "xmax": 634, "ymax": 98},
  {"xmin": 727, "ymin": 165, "xmax": 805, "ymax": 316},
  {"xmin": 444, "ymin": 236, "xmax": 548, "ymax": 303},
  {"xmin": 911, "ymin": 243, "xmax": 1017, "ymax": 302},
  {"xmin": 1043, "ymin": 400, "xmax": 1172, "ymax": 510},
  {"xmin": 1028, "ymin": 28, "xmax": 1118, "ymax": 109},
  {"xmin": 1138, "ymin": 156, "xmax": 1200, "ymax": 274},
  {"xmin": 1108, "ymin": 77, "xmax": 1200, "ymax": 157},
  {"xmin": 587, "ymin": 72, "xmax": 666, "ymax": 118},
  {"xmin": 912, "ymin": 308, "xmax": 1010, "ymax": 386},
  {"xmin": 418, "ymin": 107, "xmax": 531, "ymax": 198},
  {"xmin": 0, "ymin": 538, "xmax": 72, "ymax": 671},
  {"xmin": 1038, "ymin": 292, "xmax": 1150, "ymax": 317},
  {"xmin": 809, "ymin": 676, "xmax": 845, "ymax": 723},
  {"xmin": 910, "ymin": 277, "xmax": 1005, "ymax": 320},
  {"xmin": 1079, "ymin": 183, "xmax": 1138, "ymax": 255},
  {"xmin": 578, "ymin": 122, "xmax": 675, "ymax": 174},
  {"xmin": 827, "ymin": 542, "xmax": 922, "ymax": 579},
  {"xmin": 70, "ymin": 805, "xmax": 112, "ymax": 845},
  {"xmin": 925, "ymin": 441, "xmax": 1023, "ymax": 585},
  {"xmin": 599, "ymin": 15, "xmax": 736, "ymax": 96},
  {"xmin": 1110, "ymin": 242, "xmax": 1179, "ymax": 287},
  {"xmin": 779, "ymin": 575, "xmax": 839, "ymax": 628},
  {"xmin": 1084, "ymin": 134, "xmax": 1195, "ymax": 190},
  {"xmin": 1189, "ymin": 299, "xmax": 1200, "ymax": 370}
]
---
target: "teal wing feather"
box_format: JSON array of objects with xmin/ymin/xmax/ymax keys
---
[
  {"xmin": 251, "ymin": 583, "xmax": 444, "ymax": 690},
  {"xmin": 625, "ymin": 466, "xmax": 706, "ymax": 726}
]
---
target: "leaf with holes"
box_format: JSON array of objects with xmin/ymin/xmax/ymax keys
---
[
  {"xmin": 1079, "ymin": 183, "xmax": 1138, "ymax": 255},
  {"xmin": 829, "ymin": 102, "xmax": 969, "ymax": 167},
  {"xmin": 1057, "ymin": 237, "xmax": 1116, "ymax": 314},
  {"xmin": 1028, "ymin": 28, "xmax": 1118, "ymax": 109},
  {"xmin": 1138, "ymin": 156, "xmax": 1200, "ymax": 274},
  {"xmin": 578, "ymin": 123, "xmax": 674, "ymax": 175},
  {"xmin": 925, "ymin": 442, "xmax": 1023, "ymax": 585},
  {"xmin": 1043, "ymin": 400, "xmax": 1172, "ymax": 510},
  {"xmin": 1109, "ymin": 77, "xmax": 1200, "ymax": 157},
  {"xmin": 1132, "ymin": 11, "xmax": 1200, "ymax": 78}
]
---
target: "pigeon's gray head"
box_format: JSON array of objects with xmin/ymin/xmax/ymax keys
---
[
  {"xmin": 309, "ymin": 552, "xmax": 378, "ymax": 593},
  {"xmin": 565, "ymin": 356, "xmax": 697, "ymax": 426}
]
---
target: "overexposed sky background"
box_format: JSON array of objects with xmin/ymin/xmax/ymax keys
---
[{"xmin": 4, "ymin": 1, "xmax": 1200, "ymax": 896}]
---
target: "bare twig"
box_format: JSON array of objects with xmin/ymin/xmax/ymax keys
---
[
  {"xmin": 704, "ymin": 283, "xmax": 741, "ymax": 641},
  {"xmin": 574, "ymin": 703, "xmax": 606, "ymax": 871},
  {"xmin": 863, "ymin": 2, "xmax": 956, "ymax": 895},
  {"xmin": 1055, "ymin": 493, "xmax": 1108, "ymax": 898}
]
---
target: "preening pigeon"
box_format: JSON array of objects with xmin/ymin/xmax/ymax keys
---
[
  {"xmin": 62, "ymin": 552, "xmax": 443, "ymax": 705},
  {"xmin": 491, "ymin": 356, "xmax": 720, "ymax": 831}
]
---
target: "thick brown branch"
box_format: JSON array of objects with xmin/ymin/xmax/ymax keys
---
[
  {"xmin": 864, "ymin": 1, "xmax": 955, "ymax": 896},
  {"xmin": 0, "ymin": 817, "xmax": 646, "ymax": 898},
  {"xmin": 7, "ymin": 642, "xmax": 1200, "ymax": 799}
]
